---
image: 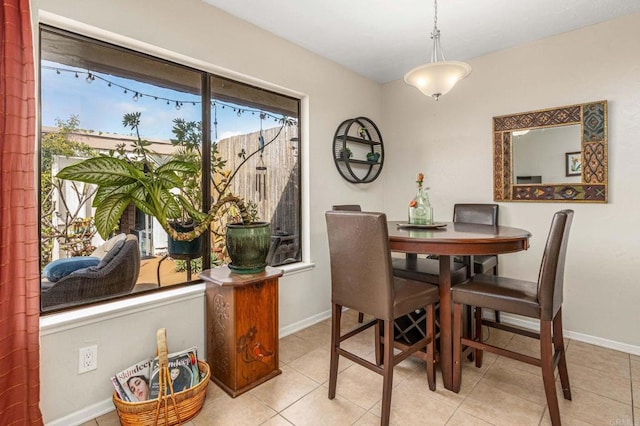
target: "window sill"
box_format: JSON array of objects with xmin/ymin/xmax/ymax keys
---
[
  {"xmin": 39, "ymin": 284, "xmax": 205, "ymax": 335},
  {"xmin": 39, "ymin": 262, "xmax": 314, "ymax": 335},
  {"xmin": 278, "ymin": 261, "xmax": 315, "ymax": 275}
]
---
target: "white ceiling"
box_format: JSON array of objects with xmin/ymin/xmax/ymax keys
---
[{"xmin": 202, "ymin": 0, "xmax": 640, "ymax": 83}]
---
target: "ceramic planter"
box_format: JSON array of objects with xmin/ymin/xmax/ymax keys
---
[{"xmin": 225, "ymin": 222, "xmax": 271, "ymax": 274}]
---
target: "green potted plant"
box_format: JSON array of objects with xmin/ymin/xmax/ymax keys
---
[
  {"xmin": 57, "ymin": 112, "xmax": 288, "ymax": 273},
  {"xmin": 339, "ymin": 146, "xmax": 352, "ymax": 160},
  {"xmin": 366, "ymin": 151, "xmax": 380, "ymax": 163}
]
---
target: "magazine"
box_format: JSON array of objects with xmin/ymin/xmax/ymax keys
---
[
  {"xmin": 112, "ymin": 357, "xmax": 154, "ymax": 402},
  {"xmin": 110, "ymin": 375, "xmax": 130, "ymax": 402},
  {"xmin": 148, "ymin": 346, "xmax": 199, "ymax": 399}
]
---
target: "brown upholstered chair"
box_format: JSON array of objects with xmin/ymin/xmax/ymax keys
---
[
  {"xmin": 453, "ymin": 203, "xmax": 500, "ymax": 322},
  {"xmin": 331, "ymin": 204, "xmax": 366, "ymax": 323},
  {"xmin": 452, "ymin": 210, "xmax": 574, "ymax": 426},
  {"xmin": 331, "ymin": 204, "xmax": 362, "ymax": 212},
  {"xmin": 453, "ymin": 203, "xmax": 499, "ymax": 275},
  {"xmin": 325, "ymin": 210, "xmax": 439, "ymax": 426}
]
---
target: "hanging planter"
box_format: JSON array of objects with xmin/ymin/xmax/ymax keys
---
[
  {"xmin": 167, "ymin": 221, "xmax": 202, "ymax": 257},
  {"xmin": 225, "ymin": 222, "xmax": 271, "ymax": 274}
]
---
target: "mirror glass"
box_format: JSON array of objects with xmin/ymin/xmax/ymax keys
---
[
  {"xmin": 493, "ymin": 101, "xmax": 608, "ymax": 203},
  {"xmin": 512, "ymin": 125, "xmax": 581, "ymax": 184}
]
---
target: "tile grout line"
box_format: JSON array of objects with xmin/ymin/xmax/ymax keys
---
[{"xmin": 455, "ymin": 348, "xmax": 500, "ymax": 424}]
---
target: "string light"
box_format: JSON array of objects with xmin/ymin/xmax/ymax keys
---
[{"xmin": 42, "ymin": 66, "xmax": 298, "ymax": 123}]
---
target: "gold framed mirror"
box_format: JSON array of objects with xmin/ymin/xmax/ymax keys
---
[{"xmin": 493, "ymin": 100, "xmax": 608, "ymax": 203}]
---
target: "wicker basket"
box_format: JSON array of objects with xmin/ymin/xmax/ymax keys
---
[{"xmin": 113, "ymin": 329, "xmax": 210, "ymax": 426}]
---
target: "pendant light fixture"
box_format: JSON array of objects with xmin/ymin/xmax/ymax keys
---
[{"xmin": 404, "ymin": 0, "xmax": 471, "ymax": 100}]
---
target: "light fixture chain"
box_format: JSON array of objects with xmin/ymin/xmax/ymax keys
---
[
  {"xmin": 434, "ymin": 0, "xmax": 438, "ymax": 30},
  {"xmin": 431, "ymin": 0, "xmax": 445, "ymax": 63}
]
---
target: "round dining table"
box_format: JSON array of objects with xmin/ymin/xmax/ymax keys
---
[{"xmin": 387, "ymin": 221, "xmax": 532, "ymax": 391}]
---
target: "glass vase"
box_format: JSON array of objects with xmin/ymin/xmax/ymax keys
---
[{"xmin": 408, "ymin": 187, "xmax": 433, "ymax": 225}]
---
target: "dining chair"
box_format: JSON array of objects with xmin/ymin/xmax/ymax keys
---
[
  {"xmin": 325, "ymin": 210, "xmax": 439, "ymax": 426},
  {"xmin": 453, "ymin": 203, "xmax": 499, "ymax": 275},
  {"xmin": 331, "ymin": 204, "xmax": 366, "ymax": 323},
  {"xmin": 331, "ymin": 204, "xmax": 362, "ymax": 212},
  {"xmin": 453, "ymin": 203, "xmax": 501, "ymax": 322},
  {"xmin": 451, "ymin": 209, "xmax": 574, "ymax": 426}
]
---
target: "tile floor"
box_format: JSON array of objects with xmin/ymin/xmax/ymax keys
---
[{"xmin": 86, "ymin": 310, "xmax": 638, "ymax": 425}]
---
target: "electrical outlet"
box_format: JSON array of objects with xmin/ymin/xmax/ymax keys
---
[{"xmin": 78, "ymin": 345, "xmax": 98, "ymax": 374}]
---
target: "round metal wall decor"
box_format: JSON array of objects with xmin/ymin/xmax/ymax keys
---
[{"xmin": 332, "ymin": 117, "xmax": 384, "ymax": 184}]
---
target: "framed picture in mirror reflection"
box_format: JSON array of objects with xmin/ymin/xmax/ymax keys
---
[{"xmin": 565, "ymin": 151, "xmax": 581, "ymax": 177}]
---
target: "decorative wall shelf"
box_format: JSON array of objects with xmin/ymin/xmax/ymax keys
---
[{"xmin": 332, "ymin": 117, "xmax": 384, "ymax": 184}]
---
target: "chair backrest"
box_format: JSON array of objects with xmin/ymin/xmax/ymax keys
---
[
  {"xmin": 325, "ymin": 210, "xmax": 395, "ymax": 321},
  {"xmin": 332, "ymin": 204, "xmax": 362, "ymax": 211},
  {"xmin": 453, "ymin": 204, "xmax": 499, "ymax": 226},
  {"xmin": 537, "ymin": 209, "xmax": 574, "ymax": 320}
]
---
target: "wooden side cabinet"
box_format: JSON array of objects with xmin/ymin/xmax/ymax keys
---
[{"xmin": 199, "ymin": 266, "xmax": 283, "ymax": 397}]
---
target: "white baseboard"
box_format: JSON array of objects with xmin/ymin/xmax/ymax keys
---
[
  {"xmin": 45, "ymin": 398, "xmax": 114, "ymax": 426},
  {"xmin": 495, "ymin": 312, "xmax": 640, "ymax": 356},
  {"xmin": 279, "ymin": 309, "xmax": 331, "ymax": 338}
]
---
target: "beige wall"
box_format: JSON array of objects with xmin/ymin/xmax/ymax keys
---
[
  {"xmin": 35, "ymin": 0, "xmax": 383, "ymax": 423},
  {"xmin": 382, "ymin": 14, "xmax": 640, "ymax": 348}
]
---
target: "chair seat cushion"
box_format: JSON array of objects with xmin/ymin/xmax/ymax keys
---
[
  {"xmin": 452, "ymin": 274, "xmax": 540, "ymax": 319},
  {"xmin": 43, "ymin": 256, "xmax": 101, "ymax": 282},
  {"xmin": 473, "ymin": 255, "xmax": 497, "ymax": 274},
  {"xmin": 393, "ymin": 278, "xmax": 439, "ymax": 318},
  {"xmin": 392, "ymin": 257, "xmax": 468, "ymax": 285}
]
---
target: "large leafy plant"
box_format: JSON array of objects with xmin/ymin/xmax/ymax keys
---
[{"xmin": 57, "ymin": 112, "xmax": 252, "ymax": 242}]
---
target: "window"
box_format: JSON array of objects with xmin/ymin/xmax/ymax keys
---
[{"xmin": 39, "ymin": 26, "xmax": 301, "ymax": 313}]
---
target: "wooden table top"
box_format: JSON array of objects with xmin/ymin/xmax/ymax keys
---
[{"xmin": 387, "ymin": 221, "xmax": 532, "ymax": 256}]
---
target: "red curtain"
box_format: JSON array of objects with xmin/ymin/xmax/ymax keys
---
[{"xmin": 0, "ymin": 0, "xmax": 43, "ymax": 424}]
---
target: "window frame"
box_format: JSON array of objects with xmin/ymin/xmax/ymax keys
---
[{"xmin": 38, "ymin": 23, "xmax": 302, "ymax": 314}]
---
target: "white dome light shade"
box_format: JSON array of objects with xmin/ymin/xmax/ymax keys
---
[{"xmin": 404, "ymin": 61, "xmax": 472, "ymax": 100}]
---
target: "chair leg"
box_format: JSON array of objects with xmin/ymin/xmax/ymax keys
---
[
  {"xmin": 540, "ymin": 320, "xmax": 562, "ymax": 426},
  {"xmin": 426, "ymin": 304, "xmax": 436, "ymax": 391},
  {"xmin": 358, "ymin": 311, "xmax": 364, "ymax": 323},
  {"xmin": 328, "ymin": 303, "xmax": 342, "ymax": 400},
  {"xmin": 491, "ymin": 265, "xmax": 501, "ymax": 324},
  {"xmin": 375, "ymin": 319, "xmax": 383, "ymax": 366},
  {"xmin": 553, "ymin": 307, "xmax": 572, "ymax": 400},
  {"xmin": 474, "ymin": 307, "xmax": 483, "ymax": 368},
  {"xmin": 452, "ymin": 302, "xmax": 462, "ymax": 393},
  {"xmin": 380, "ymin": 320, "xmax": 395, "ymax": 426},
  {"xmin": 465, "ymin": 305, "xmax": 474, "ymax": 362}
]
